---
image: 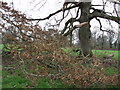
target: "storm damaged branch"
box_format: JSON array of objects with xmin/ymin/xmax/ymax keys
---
[{"xmin": 63, "ymin": 22, "xmax": 88, "ymax": 36}]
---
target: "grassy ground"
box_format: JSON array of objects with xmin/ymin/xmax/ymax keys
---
[
  {"xmin": 62, "ymin": 48, "xmax": 119, "ymax": 60},
  {"xmin": 92, "ymin": 50, "xmax": 119, "ymax": 60},
  {"xmin": 2, "ymin": 68, "xmax": 73, "ymax": 88},
  {"xmin": 105, "ymin": 66, "xmax": 120, "ymax": 76},
  {"xmin": 2, "ymin": 59, "xmax": 119, "ymax": 88},
  {"xmin": 1, "ymin": 46, "xmax": 120, "ymax": 88},
  {"xmin": 2, "ymin": 61, "xmax": 71, "ymax": 88}
]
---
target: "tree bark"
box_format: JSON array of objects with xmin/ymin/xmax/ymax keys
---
[
  {"xmin": 78, "ymin": 25, "xmax": 93, "ymax": 57},
  {"xmin": 78, "ymin": 3, "xmax": 93, "ymax": 57},
  {"xmin": 70, "ymin": 31, "xmax": 73, "ymax": 47}
]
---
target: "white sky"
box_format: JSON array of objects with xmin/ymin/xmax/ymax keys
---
[{"xmin": 1, "ymin": 0, "xmax": 119, "ymax": 34}]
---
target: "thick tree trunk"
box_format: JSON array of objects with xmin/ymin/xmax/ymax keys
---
[
  {"xmin": 78, "ymin": 24, "xmax": 93, "ymax": 57},
  {"xmin": 78, "ymin": 3, "xmax": 93, "ymax": 57}
]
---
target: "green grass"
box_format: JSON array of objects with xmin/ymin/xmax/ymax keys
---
[
  {"xmin": 2, "ymin": 66, "xmax": 73, "ymax": 88},
  {"xmin": 0, "ymin": 44, "xmax": 4, "ymax": 50},
  {"xmin": 36, "ymin": 78, "xmax": 74, "ymax": 88},
  {"xmin": 3, "ymin": 76, "xmax": 31, "ymax": 88},
  {"xmin": 2, "ymin": 69, "xmax": 73, "ymax": 88},
  {"xmin": 2, "ymin": 70, "xmax": 32, "ymax": 88},
  {"xmin": 2, "ymin": 62, "xmax": 119, "ymax": 88},
  {"xmin": 92, "ymin": 50, "xmax": 119, "ymax": 60},
  {"xmin": 1, "ymin": 44, "xmax": 23, "ymax": 52},
  {"xmin": 105, "ymin": 66, "xmax": 120, "ymax": 76},
  {"xmin": 61, "ymin": 48, "xmax": 79, "ymax": 56},
  {"xmin": 61, "ymin": 48, "xmax": 119, "ymax": 60}
]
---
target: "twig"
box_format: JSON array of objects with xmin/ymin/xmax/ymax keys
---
[
  {"xmin": 3, "ymin": 67, "xmax": 16, "ymax": 69},
  {"xmin": 27, "ymin": 2, "xmax": 82, "ymax": 21}
]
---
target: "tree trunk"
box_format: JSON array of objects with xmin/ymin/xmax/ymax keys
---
[
  {"xmin": 78, "ymin": 24, "xmax": 93, "ymax": 57},
  {"xmin": 78, "ymin": 3, "xmax": 93, "ymax": 57},
  {"xmin": 70, "ymin": 31, "xmax": 73, "ymax": 46}
]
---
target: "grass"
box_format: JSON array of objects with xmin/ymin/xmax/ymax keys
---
[
  {"xmin": 61, "ymin": 48, "xmax": 119, "ymax": 60},
  {"xmin": 2, "ymin": 64, "xmax": 73, "ymax": 88},
  {"xmin": 35, "ymin": 78, "xmax": 73, "ymax": 88},
  {"xmin": 3, "ymin": 76, "xmax": 31, "ymax": 88},
  {"xmin": 1, "ymin": 46, "xmax": 119, "ymax": 88},
  {"xmin": 2, "ymin": 70, "xmax": 32, "ymax": 88},
  {"xmin": 61, "ymin": 48, "xmax": 79, "ymax": 56},
  {"xmin": 0, "ymin": 44, "xmax": 23, "ymax": 52},
  {"xmin": 2, "ymin": 69, "xmax": 73, "ymax": 88},
  {"xmin": 105, "ymin": 66, "xmax": 120, "ymax": 76},
  {"xmin": 0, "ymin": 44, "xmax": 4, "ymax": 50},
  {"xmin": 92, "ymin": 50, "xmax": 119, "ymax": 60},
  {"xmin": 2, "ymin": 63, "xmax": 119, "ymax": 88}
]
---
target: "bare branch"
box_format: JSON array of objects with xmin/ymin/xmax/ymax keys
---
[
  {"xmin": 60, "ymin": 18, "xmax": 77, "ymax": 35},
  {"xmin": 90, "ymin": 8, "xmax": 120, "ymax": 24},
  {"xmin": 95, "ymin": 17, "xmax": 103, "ymax": 31},
  {"xmin": 113, "ymin": 2, "xmax": 119, "ymax": 18},
  {"xmin": 27, "ymin": 2, "xmax": 82, "ymax": 21},
  {"xmin": 57, "ymin": 8, "xmax": 71, "ymax": 25}
]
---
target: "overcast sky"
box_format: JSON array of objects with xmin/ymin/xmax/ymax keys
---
[{"xmin": 1, "ymin": 0, "xmax": 119, "ymax": 34}]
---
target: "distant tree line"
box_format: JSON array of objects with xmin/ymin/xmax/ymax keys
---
[{"xmin": 91, "ymin": 31, "xmax": 119, "ymax": 50}]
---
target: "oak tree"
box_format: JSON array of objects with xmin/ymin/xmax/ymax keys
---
[{"xmin": 28, "ymin": 0, "xmax": 120, "ymax": 57}]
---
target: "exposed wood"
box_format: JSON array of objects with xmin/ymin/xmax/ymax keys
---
[{"xmin": 74, "ymin": 22, "xmax": 88, "ymax": 28}]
